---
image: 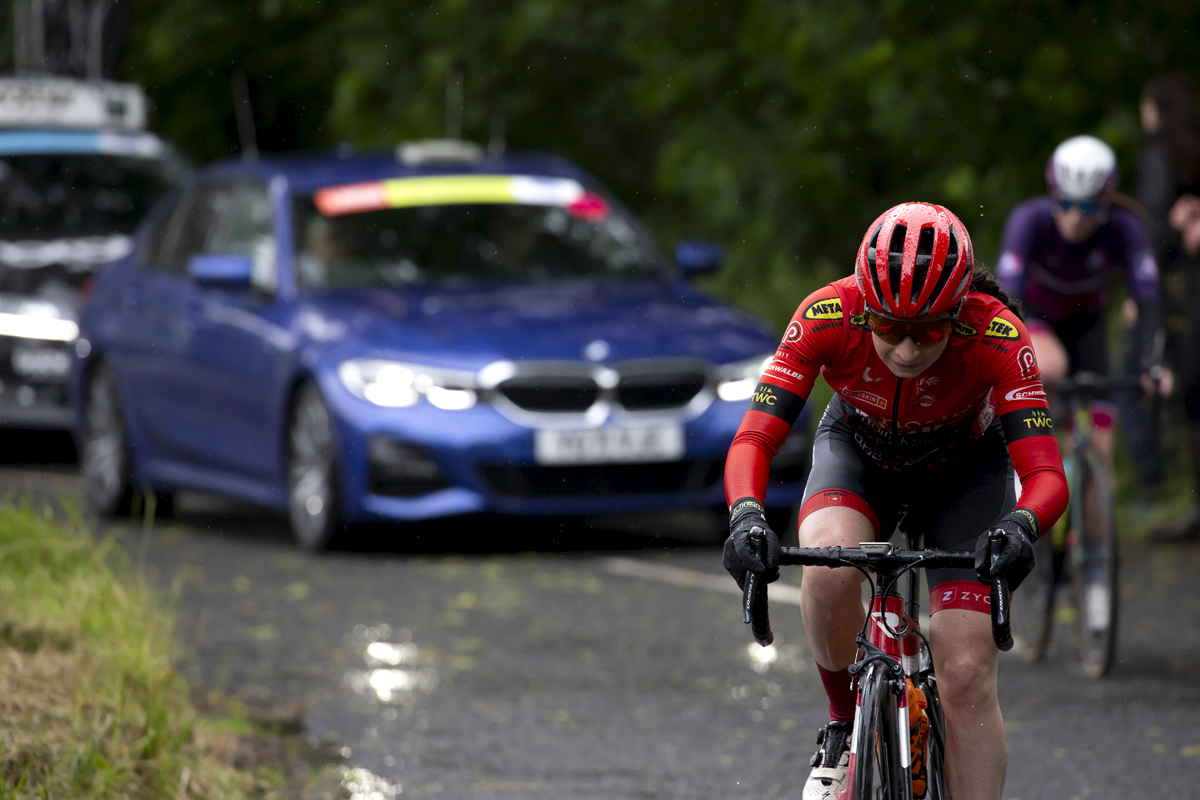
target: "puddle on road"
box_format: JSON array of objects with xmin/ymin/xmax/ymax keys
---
[
  {"xmin": 342, "ymin": 766, "xmax": 401, "ymax": 799},
  {"xmin": 345, "ymin": 624, "xmax": 440, "ymax": 704},
  {"xmin": 745, "ymin": 641, "xmax": 807, "ymax": 674}
]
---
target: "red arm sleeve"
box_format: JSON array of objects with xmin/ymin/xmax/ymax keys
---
[
  {"xmin": 983, "ymin": 310, "xmax": 1069, "ymax": 536},
  {"xmin": 724, "ymin": 286, "xmax": 845, "ymax": 505}
]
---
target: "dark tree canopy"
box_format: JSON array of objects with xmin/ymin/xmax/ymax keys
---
[{"xmin": 121, "ymin": 0, "xmax": 1200, "ymax": 325}]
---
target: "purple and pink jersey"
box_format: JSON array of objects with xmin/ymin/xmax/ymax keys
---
[{"xmin": 997, "ymin": 197, "xmax": 1159, "ymax": 323}]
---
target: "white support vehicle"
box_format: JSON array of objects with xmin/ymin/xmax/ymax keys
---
[{"xmin": 0, "ymin": 76, "xmax": 185, "ymax": 427}]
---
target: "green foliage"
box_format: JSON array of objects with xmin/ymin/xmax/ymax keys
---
[{"xmin": 123, "ymin": 1, "xmax": 1200, "ymax": 328}]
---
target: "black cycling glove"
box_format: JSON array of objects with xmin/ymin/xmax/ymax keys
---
[
  {"xmin": 722, "ymin": 497, "xmax": 780, "ymax": 590},
  {"xmin": 974, "ymin": 509, "xmax": 1038, "ymax": 591}
]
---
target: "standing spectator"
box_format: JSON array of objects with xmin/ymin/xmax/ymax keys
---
[{"xmin": 1140, "ymin": 73, "xmax": 1200, "ymax": 541}]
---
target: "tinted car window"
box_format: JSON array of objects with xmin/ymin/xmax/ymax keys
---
[
  {"xmin": 292, "ymin": 193, "xmax": 669, "ymax": 288},
  {"xmin": 138, "ymin": 193, "xmax": 179, "ymax": 271},
  {"xmin": 159, "ymin": 182, "xmax": 232, "ymax": 276},
  {"xmin": 0, "ymin": 154, "xmax": 177, "ymax": 239},
  {"xmin": 212, "ymin": 180, "xmax": 276, "ymax": 291}
]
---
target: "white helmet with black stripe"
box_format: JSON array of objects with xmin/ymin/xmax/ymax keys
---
[{"xmin": 1045, "ymin": 135, "xmax": 1117, "ymax": 202}]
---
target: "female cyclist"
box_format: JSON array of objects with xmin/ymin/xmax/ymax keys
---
[
  {"xmin": 998, "ymin": 134, "xmax": 1171, "ymax": 471},
  {"xmin": 723, "ymin": 203, "xmax": 1068, "ymax": 800}
]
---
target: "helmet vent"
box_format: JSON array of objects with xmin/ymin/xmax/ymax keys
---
[
  {"xmin": 887, "ymin": 225, "xmax": 907, "ymax": 304},
  {"xmin": 919, "ymin": 225, "xmax": 958, "ymax": 315},
  {"xmin": 866, "ymin": 224, "xmax": 887, "ymax": 305},
  {"xmin": 912, "ymin": 226, "xmax": 936, "ymax": 295}
]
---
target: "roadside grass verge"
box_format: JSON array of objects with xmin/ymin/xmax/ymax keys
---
[{"xmin": 0, "ymin": 502, "xmax": 282, "ymax": 799}]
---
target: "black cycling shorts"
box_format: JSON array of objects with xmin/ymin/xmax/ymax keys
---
[
  {"xmin": 1023, "ymin": 304, "xmax": 1110, "ymax": 375},
  {"xmin": 799, "ymin": 396, "xmax": 1017, "ymax": 594}
]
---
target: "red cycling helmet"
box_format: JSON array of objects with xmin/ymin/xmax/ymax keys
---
[{"xmin": 855, "ymin": 202, "xmax": 974, "ymax": 319}]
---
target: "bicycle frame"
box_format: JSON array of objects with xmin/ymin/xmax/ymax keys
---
[{"xmin": 844, "ymin": 528, "xmax": 931, "ymax": 800}]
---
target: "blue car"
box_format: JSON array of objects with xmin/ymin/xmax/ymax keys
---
[{"xmin": 72, "ymin": 140, "xmax": 807, "ymax": 549}]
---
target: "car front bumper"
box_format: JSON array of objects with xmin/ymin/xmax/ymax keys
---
[
  {"xmin": 322, "ymin": 376, "xmax": 808, "ymax": 523},
  {"xmin": 0, "ymin": 336, "xmax": 75, "ymax": 430}
]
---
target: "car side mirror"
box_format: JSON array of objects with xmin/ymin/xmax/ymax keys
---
[
  {"xmin": 675, "ymin": 240, "xmax": 723, "ymax": 277},
  {"xmin": 188, "ymin": 254, "xmax": 253, "ymax": 288}
]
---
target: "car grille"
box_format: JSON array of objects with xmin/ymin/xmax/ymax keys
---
[
  {"xmin": 479, "ymin": 459, "xmax": 724, "ymax": 498},
  {"xmin": 496, "ymin": 376, "xmax": 598, "ymax": 412},
  {"xmin": 494, "ymin": 366, "xmax": 708, "ymax": 413},
  {"xmin": 615, "ymin": 372, "xmax": 707, "ymax": 410}
]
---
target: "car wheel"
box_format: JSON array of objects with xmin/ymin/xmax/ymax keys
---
[
  {"xmin": 83, "ymin": 363, "xmax": 135, "ymax": 516},
  {"xmin": 287, "ymin": 382, "xmax": 342, "ymax": 551}
]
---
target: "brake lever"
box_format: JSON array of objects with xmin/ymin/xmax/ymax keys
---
[
  {"xmin": 988, "ymin": 531, "xmax": 1014, "ymax": 651},
  {"xmin": 742, "ymin": 526, "xmax": 774, "ymax": 646}
]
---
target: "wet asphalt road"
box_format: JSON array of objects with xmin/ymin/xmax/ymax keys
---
[{"xmin": 2, "ymin": 442, "xmax": 1199, "ymax": 799}]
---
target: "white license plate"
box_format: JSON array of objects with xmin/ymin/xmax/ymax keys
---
[
  {"xmin": 11, "ymin": 345, "xmax": 70, "ymax": 379},
  {"xmin": 534, "ymin": 425, "xmax": 685, "ymax": 465}
]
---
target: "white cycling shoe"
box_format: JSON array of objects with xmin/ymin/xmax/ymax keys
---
[
  {"xmin": 1085, "ymin": 583, "xmax": 1111, "ymax": 632},
  {"xmin": 803, "ymin": 720, "xmax": 852, "ymax": 800}
]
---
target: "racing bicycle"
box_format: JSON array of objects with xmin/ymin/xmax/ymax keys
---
[
  {"xmin": 1011, "ymin": 373, "xmax": 1147, "ymax": 678},
  {"xmin": 741, "ymin": 520, "xmax": 1012, "ymax": 799}
]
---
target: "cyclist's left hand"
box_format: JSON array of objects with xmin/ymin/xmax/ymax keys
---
[
  {"xmin": 1141, "ymin": 365, "xmax": 1174, "ymax": 397},
  {"xmin": 974, "ymin": 512, "xmax": 1037, "ymax": 590}
]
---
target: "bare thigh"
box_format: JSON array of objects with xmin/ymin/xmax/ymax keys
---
[{"xmin": 1030, "ymin": 328, "xmax": 1068, "ymax": 381}]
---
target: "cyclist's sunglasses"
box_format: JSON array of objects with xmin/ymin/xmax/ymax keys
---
[
  {"xmin": 1056, "ymin": 198, "xmax": 1101, "ymax": 215},
  {"xmin": 865, "ymin": 310, "xmax": 956, "ymax": 346}
]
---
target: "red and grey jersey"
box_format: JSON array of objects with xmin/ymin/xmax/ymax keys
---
[{"xmin": 725, "ymin": 276, "xmax": 1067, "ymax": 537}]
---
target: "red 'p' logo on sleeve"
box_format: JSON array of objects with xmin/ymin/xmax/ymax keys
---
[{"xmin": 1017, "ymin": 346, "xmax": 1038, "ymax": 379}]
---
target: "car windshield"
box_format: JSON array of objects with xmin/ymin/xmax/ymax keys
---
[
  {"xmin": 292, "ymin": 178, "xmax": 670, "ymax": 288},
  {"xmin": 0, "ymin": 153, "xmax": 179, "ymax": 240}
]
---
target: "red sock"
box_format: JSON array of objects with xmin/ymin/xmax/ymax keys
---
[{"xmin": 817, "ymin": 664, "xmax": 857, "ymax": 722}]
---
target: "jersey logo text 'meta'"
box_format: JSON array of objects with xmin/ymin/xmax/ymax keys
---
[
  {"xmin": 985, "ymin": 316, "xmax": 1020, "ymax": 340},
  {"xmin": 802, "ymin": 298, "xmax": 843, "ymax": 321}
]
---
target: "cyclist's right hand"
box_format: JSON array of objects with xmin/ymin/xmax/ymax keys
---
[
  {"xmin": 1141, "ymin": 364, "xmax": 1174, "ymax": 397},
  {"xmin": 722, "ymin": 497, "xmax": 780, "ymax": 590}
]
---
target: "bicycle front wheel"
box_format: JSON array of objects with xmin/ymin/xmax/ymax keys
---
[
  {"xmin": 851, "ymin": 661, "xmax": 905, "ymax": 799},
  {"xmin": 1067, "ymin": 447, "xmax": 1118, "ymax": 678},
  {"xmin": 1011, "ymin": 532, "xmax": 1057, "ymax": 661},
  {"xmin": 922, "ymin": 676, "xmax": 948, "ymax": 800}
]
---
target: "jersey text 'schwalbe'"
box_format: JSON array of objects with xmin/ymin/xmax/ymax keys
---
[
  {"xmin": 1068, "ymin": 446, "xmax": 1119, "ymax": 678},
  {"xmin": 1011, "ymin": 533, "xmax": 1056, "ymax": 661},
  {"xmin": 852, "ymin": 661, "xmax": 904, "ymax": 799}
]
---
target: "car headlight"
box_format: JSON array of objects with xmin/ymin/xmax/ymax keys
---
[
  {"xmin": 716, "ymin": 354, "xmax": 774, "ymax": 402},
  {"xmin": 339, "ymin": 359, "xmax": 478, "ymax": 410}
]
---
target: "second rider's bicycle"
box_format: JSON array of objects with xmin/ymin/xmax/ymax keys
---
[
  {"xmin": 742, "ymin": 519, "xmax": 1012, "ymax": 800},
  {"xmin": 1011, "ymin": 373, "xmax": 1144, "ymax": 678}
]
